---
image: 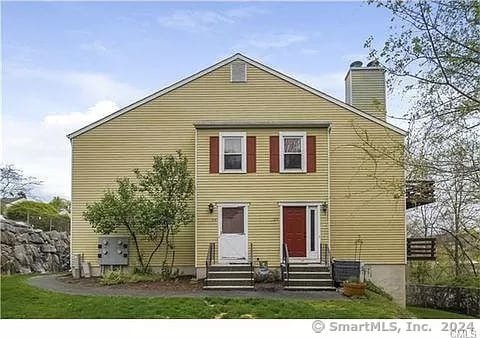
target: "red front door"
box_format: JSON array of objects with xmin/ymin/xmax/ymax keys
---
[{"xmin": 283, "ymin": 206, "xmax": 306, "ymax": 257}]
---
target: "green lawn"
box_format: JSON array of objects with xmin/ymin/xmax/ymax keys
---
[
  {"xmin": 1, "ymin": 275, "xmax": 412, "ymax": 319},
  {"xmin": 408, "ymin": 306, "xmax": 476, "ymax": 319}
]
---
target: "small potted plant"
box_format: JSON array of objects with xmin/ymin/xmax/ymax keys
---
[{"xmin": 342, "ymin": 276, "xmax": 367, "ymax": 297}]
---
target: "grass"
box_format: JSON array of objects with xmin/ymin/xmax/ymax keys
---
[
  {"xmin": 1, "ymin": 275, "xmax": 412, "ymax": 319},
  {"xmin": 408, "ymin": 306, "xmax": 476, "ymax": 319}
]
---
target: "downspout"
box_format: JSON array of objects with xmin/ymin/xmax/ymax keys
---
[
  {"xmin": 194, "ymin": 127, "xmax": 198, "ymax": 277},
  {"xmin": 327, "ymin": 125, "xmax": 331, "ymax": 256},
  {"xmin": 69, "ymin": 137, "xmax": 73, "ymax": 270}
]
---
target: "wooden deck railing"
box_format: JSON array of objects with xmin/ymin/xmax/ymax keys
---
[
  {"xmin": 406, "ymin": 180, "xmax": 435, "ymax": 209},
  {"xmin": 407, "ymin": 237, "xmax": 436, "ymax": 260}
]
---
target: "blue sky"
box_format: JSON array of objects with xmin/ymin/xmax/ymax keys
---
[{"xmin": 1, "ymin": 1, "xmax": 406, "ymax": 200}]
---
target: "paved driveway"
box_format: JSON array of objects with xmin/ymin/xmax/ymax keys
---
[{"xmin": 28, "ymin": 274, "xmax": 345, "ymax": 300}]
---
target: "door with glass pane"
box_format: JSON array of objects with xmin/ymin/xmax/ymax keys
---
[{"xmin": 218, "ymin": 204, "xmax": 248, "ymax": 262}]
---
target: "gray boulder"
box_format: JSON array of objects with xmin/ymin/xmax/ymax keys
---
[{"xmin": 1, "ymin": 217, "xmax": 69, "ymax": 274}]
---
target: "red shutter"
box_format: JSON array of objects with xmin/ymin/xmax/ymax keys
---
[
  {"xmin": 307, "ymin": 135, "xmax": 316, "ymax": 173},
  {"xmin": 209, "ymin": 136, "xmax": 219, "ymax": 173},
  {"xmin": 270, "ymin": 136, "xmax": 279, "ymax": 173},
  {"xmin": 247, "ymin": 136, "xmax": 256, "ymax": 173}
]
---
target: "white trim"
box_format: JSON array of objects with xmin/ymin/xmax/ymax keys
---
[
  {"xmin": 194, "ymin": 128, "xmax": 198, "ymax": 268},
  {"xmin": 279, "ymin": 202, "xmax": 322, "ymax": 262},
  {"xmin": 219, "ymin": 132, "xmax": 246, "ymax": 173},
  {"xmin": 278, "ymin": 201, "xmax": 325, "ymax": 206},
  {"xmin": 279, "ymin": 131, "xmax": 306, "ymax": 173},
  {"xmin": 69, "ymin": 139, "xmax": 73, "ymax": 268},
  {"xmin": 217, "ymin": 203, "xmax": 249, "ymax": 263},
  {"xmin": 327, "ymin": 125, "xmax": 332, "ymax": 254},
  {"xmin": 306, "ymin": 206, "xmax": 320, "ymax": 260},
  {"xmin": 194, "ymin": 120, "xmax": 330, "ymax": 129},
  {"xmin": 67, "ymin": 53, "xmax": 406, "ymax": 139}
]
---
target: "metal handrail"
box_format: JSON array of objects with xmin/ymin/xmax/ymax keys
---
[
  {"xmin": 205, "ymin": 242, "xmax": 215, "ymax": 287},
  {"xmin": 249, "ymin": 242, "xmax": 253, "ymax": 286},
  {"xmin": 282, "ymin": 243, "xmax": 290, "ymax": 287},
  {"xmin": 320, "ymin": 243, "xmax": 331, "ymax": 265}
]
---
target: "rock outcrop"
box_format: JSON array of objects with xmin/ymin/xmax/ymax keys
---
[{"xmin": 1, "ymin": 216, "xmax": 70, "ymax": 274}]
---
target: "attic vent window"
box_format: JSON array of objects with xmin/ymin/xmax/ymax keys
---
[{"xmin": 231, "ymin": 61, "xmax": 247, "ymax": 82}]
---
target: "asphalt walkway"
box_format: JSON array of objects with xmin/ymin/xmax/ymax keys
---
[{"xmin": 27, "ymin": 274, "xmax": 345, "ymax": 300}]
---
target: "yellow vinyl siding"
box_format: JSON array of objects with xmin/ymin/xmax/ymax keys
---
[
  {"xmin": 196, "ymin": 128, "xmax": 329, "ymax": 267},
  {"xmin": 348, "ymin": 69, "xmax": 386, "ymax": 119},
  {"xmin": 71, "ymin": 61, "xmax": 404, "ymax": 271}
]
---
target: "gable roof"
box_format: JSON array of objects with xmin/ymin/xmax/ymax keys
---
[{"xmin": 67, "ymin": 53, "xmax": 406, "ymax": 139}]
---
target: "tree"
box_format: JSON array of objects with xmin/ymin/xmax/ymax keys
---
[
  {"xmin": 83, "ymin": 152, "xmax": 194, "ymax": 275},
  {"xmin": 49, "ymin": 196, "xmax": 71, "ymax": 213},
  {"xmin": 364, "ymin": 0, "xmax": 480, "ymax": 286},
  {"xmin": 365, "ymin": 0, "xmax": 480, "ymax": 183},
  {"xmin": 0, "ymin": 164, "xmax": 41, "ymax": 199},
  {"xmin": 5, "ymin": 200, "xmax": 71, "ymax": 232}
]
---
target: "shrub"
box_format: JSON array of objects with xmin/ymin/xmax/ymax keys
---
[
  {"xmin": 5, "ymin": 200, "xmax": 70, "ymax": 232},
  {"xmin": 99, "ymin": 271, "xmax": 164, "ymax": 285}
]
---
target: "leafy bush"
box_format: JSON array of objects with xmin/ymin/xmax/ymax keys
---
[
  {"xmin": 99, "ymin": 271, "xmax": 164, "ymax": 285},
  {"xmin": 254, "ymin": 268, "xmax": 280, "ymax": 283},
  {"xmin": 5, "ymin": 200, "xmax": 70, "ymax": 232}
]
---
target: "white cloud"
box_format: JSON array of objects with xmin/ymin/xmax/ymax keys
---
[
  {"xmin": 2, "ymin": 101, "xmax": 119, "ymax": 200},
  {"xmin": 233, "ymin": 33, "xmax": 308, "ymax": 53},
  {"xmin": 300, "ymin": 48, "xmax": 321, "ymax": 55},
  {"xmin": 43, "ymin": 100, "xmax": 119, "ymax": 128},
  {"xmin": 292, "ymin": 71, "xmax": 346, "ymax": 100},
  {"xmin": 6, "ymin": 65, "xmax": 145, "ymax": 105},
  {"xmin": 158, "ymin": 7, "xmax": 265, "ymax": 31},
  {"xmin": 79, "ymin": 41, "xmax": 108, "ymax": 55}
]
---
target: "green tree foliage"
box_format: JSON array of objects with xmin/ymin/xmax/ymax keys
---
[
  {"xmin": 83, "ymin": 152, "xmax": 194, "ymax": 275},
  {"xmin": 365, "ymin": 0, "xmax": 480, "ymax": 182},
  {"xmin": 49, "ymin": 196, "xmax": 71, "ymax": 213},
  {"xmin": 5, "ymin": 200, "xmax": 70, "ymax": 232},
  {"xmin": 365, "ymin": 0, "xmax": 480, "ymax": 281}
]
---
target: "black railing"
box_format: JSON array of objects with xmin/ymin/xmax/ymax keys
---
[
  {"xmin": 282, "ymin": 243, "xmax": 290, "ymax": 287},
  {"xmin": 319, "ymin": 243, "xmax": 331, "ymax": 265},
  {"xmin": 249, "ymin": 242, "xmax": 254, "ymax": 286},
  {"xmin": 205, "ymin": 242, "xmax": 216, "ymax": 287}
]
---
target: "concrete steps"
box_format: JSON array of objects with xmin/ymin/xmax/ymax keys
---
[
  {"xmin": 283, "ymin": 263, "xmax": 334, "ymax": 290},
  {"xmin": 204, "ymin": 263, "xmax": 253, "ymax": 290}
]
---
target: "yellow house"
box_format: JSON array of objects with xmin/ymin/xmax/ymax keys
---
[{"xmin": 68, "ymin": 54, "xmax": 407, "ymax": 305}]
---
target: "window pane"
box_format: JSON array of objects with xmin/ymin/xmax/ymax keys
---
[
  {"xmin": 224, "ymin": 137, "xmax": 242, "ymax": 153},
  {"xmin": 225, "ymin": 154, "xmax": 242, "ymax": 170},
  {"xmin": 310, "ymin": 209, "xmax": 316, "ymax": 252},
  {"xmin": 284, "ymin": 154, "xmax": 302, "ymax": 169},
  {"xmin": 284, "ymin": 137, "xmax": 301, "ymax": 153},
  {"xmin": 222, "ymin": 207, "xmax": 244, "ymax": 234}
]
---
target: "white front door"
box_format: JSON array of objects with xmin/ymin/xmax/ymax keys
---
[{"xmin": 218, "ymin": 204, "xmax": 248, "ymax": 262}]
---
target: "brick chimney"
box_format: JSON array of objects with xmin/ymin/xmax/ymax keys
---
[{"xmin": 345, "ymin": 60, "xmax": 386, "ymax": 121}]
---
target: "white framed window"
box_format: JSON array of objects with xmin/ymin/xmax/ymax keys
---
[
  {"xmin": 279, "ymin": 131, "xmax": 306, "ymax": 173},
  {"xmin": 218, "ymin": 204, "xmax": 248, "ymax": 235},
  {"xmin": 219, "ymin": 132, "xmax": 246, "ymax": 173}
]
